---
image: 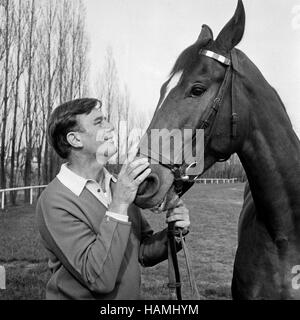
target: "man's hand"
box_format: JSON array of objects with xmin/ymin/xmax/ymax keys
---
[
  {"xmin": 108, "ymin": 157, "xmax": 151, "ymax": 215},
  {"xmin": 166, "ymin": 199, "xmax": 190, "ymax": 235}
]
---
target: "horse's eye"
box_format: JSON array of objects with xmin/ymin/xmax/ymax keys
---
[{"xmin": 190, "ymin": 85, "xmax": 205, "ymax": 97}]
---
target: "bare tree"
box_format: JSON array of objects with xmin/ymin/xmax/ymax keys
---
[
  {"xmin": 34, "ymin": 57, "xmax": 47, "ymax": 186},
  {"xmin": 44, "ymin": 0, "xmax": 59, "ymax": 182},
  {"xmin": 9, "ymin": 0, "xmax": 25, "ymax": 204},
  {"xmin": 116, "ymin": 93, "xmax": 124, "ymax": 168},
  {"xmin": 57, "ymin": 0, "xmax": 70, "ymax": 104},
  {"xmin": 69, "ymin": 2, "xmax": 77, "ymax": 100},
  {"xmin": 1, "ymin": 0, "xmax": 11, "ymax": 190},
  {"xmin": 76, "ymin": 5, "xmax": 89, "ymax": 98},
  {"xmin": 124, "ymin": 85, "xmax": 130, "ymax": 158},
  {"xmin": 97, "ymin": 46, "xmax": 119, "ymax": 122},
  {"xmin": 0, "ymin": 0, "xmax": 90, "ymax": 196},
  {"xmin": 24, "ymin": 0, "xmax": 36, "ymax": 201}
]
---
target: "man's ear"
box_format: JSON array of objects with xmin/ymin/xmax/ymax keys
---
[
  {"xmin": 214, "ymin": 0, "xmax": 245, "ymax": 53},
  {"xmin": 66, "ymin": 132, "xmax": 83, "ymax": 149}
]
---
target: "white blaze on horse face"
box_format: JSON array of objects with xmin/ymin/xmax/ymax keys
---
[{"xmin": 157, "ymin": 70, "xmax": 183, "ymax": 110}]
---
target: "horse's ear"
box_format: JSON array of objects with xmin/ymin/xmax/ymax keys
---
[
  {"xmin": 214, "ymin": 0, "xmax": 245, "ymax": 52},
  {"xmin": 197, "ymin": 24, "xmax": 214, "ymax": 43}
]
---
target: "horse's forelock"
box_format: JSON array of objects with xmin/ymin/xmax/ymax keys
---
[{"xmin": 170, "ymin": 40, "xmax": 212, "ymax": 77}]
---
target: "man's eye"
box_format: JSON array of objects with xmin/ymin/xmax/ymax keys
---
[{"xmin": 190, "ymin": 85, "xmax": 206, "ymax": 97}]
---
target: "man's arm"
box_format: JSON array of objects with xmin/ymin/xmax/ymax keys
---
[
  {"xmin": 138, "ymin": 217, "xmax": 171, "ymax": 267},
  {"xmin": 138, "ymin": 200, "xmax": 190, "ymax": 267}
]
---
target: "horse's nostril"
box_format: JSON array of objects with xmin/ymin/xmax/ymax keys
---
[
  {"xmin": 137, "ymin": 173, "xmax": 160, "ymax": 198},
  {"xmin": 137, "ymin": 180, "xmax": 148, "ymax": 196}
]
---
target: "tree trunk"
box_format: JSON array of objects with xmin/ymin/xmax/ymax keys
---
[
  {"xmin": 1, "ymin": 0, "xmax": 10, "ymax": 192},
  {"xmin": 10, "ymin": 0, "xmax": 22, "ymax": 205},
  {"xmin": 24, "ymin": 0, "xmax": 35, "ymax": 201}
]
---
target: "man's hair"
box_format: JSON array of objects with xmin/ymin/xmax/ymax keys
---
[{"xmin": 48, "ymin": 98, "xmax": 101, "ymax": 159}]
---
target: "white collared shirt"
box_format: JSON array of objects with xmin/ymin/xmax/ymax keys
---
[{"xmin": 57, "ymin": 163, "xmax": 128, "ymax": 222}]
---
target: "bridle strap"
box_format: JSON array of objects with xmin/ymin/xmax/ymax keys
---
[
  {"xmin": 138, "ymin": 58, "xmax": 233, "ymax": 195},
  {"xmin": 199, "ymin": 64, "xmax": 232, "ymax": 149},
  {"xmin": 167, "ymin": 221, "xmax": 182, "ymax": 300},
  {"xmin": 230, "ymin": 50, "xmax": 239, "ymax": 140},
  {"xmin": 199, "ymin": 49, "xmax": 231, "ymax": 66},
  {"xmin": 164, "ymin": 63, "xmax": 233, "ymax": 190}
]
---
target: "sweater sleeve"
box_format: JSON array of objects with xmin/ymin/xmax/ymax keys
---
[
  {"xmin": 36, "ymin": 195, "xmax": 132, "ymax": 294},
  {"xmin": 138, "ymin": 211, "xmax": 182, "ymax": 267}
]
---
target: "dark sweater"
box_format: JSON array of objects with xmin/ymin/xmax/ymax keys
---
[{"xmin": 36, "ymin": 177, "xmax": 172, "ymax": 300}]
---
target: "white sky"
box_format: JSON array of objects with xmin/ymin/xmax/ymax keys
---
[{"xmin": 84, "ymin": 0, "xmax": 300, "ymax": 136}]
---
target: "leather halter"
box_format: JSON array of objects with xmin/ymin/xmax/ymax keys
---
[
  {"xmin": 138, "ymin": 50, "xmax": 237, "ymax": 196},
  {"xmin": 163, "ymin": 50, "xmax": 236, "ymax": 195}
]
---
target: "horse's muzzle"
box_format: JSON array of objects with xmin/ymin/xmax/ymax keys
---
[{"xmin": 134, "ymin": 164, "xmax": 174, "ymax": 209}]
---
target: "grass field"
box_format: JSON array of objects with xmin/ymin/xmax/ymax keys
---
[{"xmin": 0, "ymin": 183, "xmax": 245, "ymax": 300}]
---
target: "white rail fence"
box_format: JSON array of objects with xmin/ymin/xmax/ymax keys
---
[
  {"xmin": 0, "ymin": 178, "xmax": 239, "ymax": 210},
  {"xmin": 0, "ymin": 185, "xmax": 47, "ymax": 210},
  {"xmin": 196, "ymin": 178, "xmax": 238, "ymax": 184}
]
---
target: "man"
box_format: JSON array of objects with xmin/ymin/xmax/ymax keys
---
[{"xmin": 36, "ymin": 98, "xmax": 190, "ymax": 300}]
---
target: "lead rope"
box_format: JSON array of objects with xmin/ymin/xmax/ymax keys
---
[
  {"xmin": 167, "ymin": 221, "xmax": 182, "ymax": 300},
  {"xmin": 167, "ymin": 221, "xmax": 200, "ymax": 300},
  {"xmin": 179, "ymin": 229, "xmax": 201, "ymax": 299}
]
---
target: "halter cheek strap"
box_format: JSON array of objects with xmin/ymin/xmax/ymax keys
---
[{"xmin": 171, "ymin": 50, "xmax": 236, "ymax": 185}]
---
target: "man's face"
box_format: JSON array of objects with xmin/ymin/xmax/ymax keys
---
[{"xmin": 76, "ymin": 107, "xmax": 117, "ymax": 164}]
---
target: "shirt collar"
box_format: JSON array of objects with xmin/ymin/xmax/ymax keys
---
[{"xmin": 57, "ymin": 163, "xmax": 117, "ymax": 197}]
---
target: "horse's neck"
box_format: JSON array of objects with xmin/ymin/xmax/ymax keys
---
[{"xmin": 238, "ymin": 82, "xmax": 300, "ymax": 241}]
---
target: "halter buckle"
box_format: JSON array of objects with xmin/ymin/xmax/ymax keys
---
[
  {"xmin": 231, "ymin": 113, "xmax": 238, "ymax": 138},
  {"xmin": 181, "ymin": 175, "xmax": 190, "ymax": 181},
  {"xmin": 214, "ymin": 97, "xmax": 221, "ymax": 105},
  {"xmin": 181, "ymin": 162, "xmax": 198, "ymax": 182}
]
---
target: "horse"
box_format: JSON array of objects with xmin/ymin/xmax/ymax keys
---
[{"xmin": 134, "ymin": 0, "xmax": 300, "ymax": 299}]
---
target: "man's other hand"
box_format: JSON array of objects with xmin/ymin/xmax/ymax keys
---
[{"xmin": 166, "ymin": 199, "xmax": 190, "ymax": 235}]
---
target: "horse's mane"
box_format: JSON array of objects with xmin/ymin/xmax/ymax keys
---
[{"xmin": 232, "ymin": 48, "xmax": 291, "ymax": 120}]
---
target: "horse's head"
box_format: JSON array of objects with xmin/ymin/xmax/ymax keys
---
[{"xmin": 135, "ymin": 0, "xmax": 247, "ymax": 210}]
